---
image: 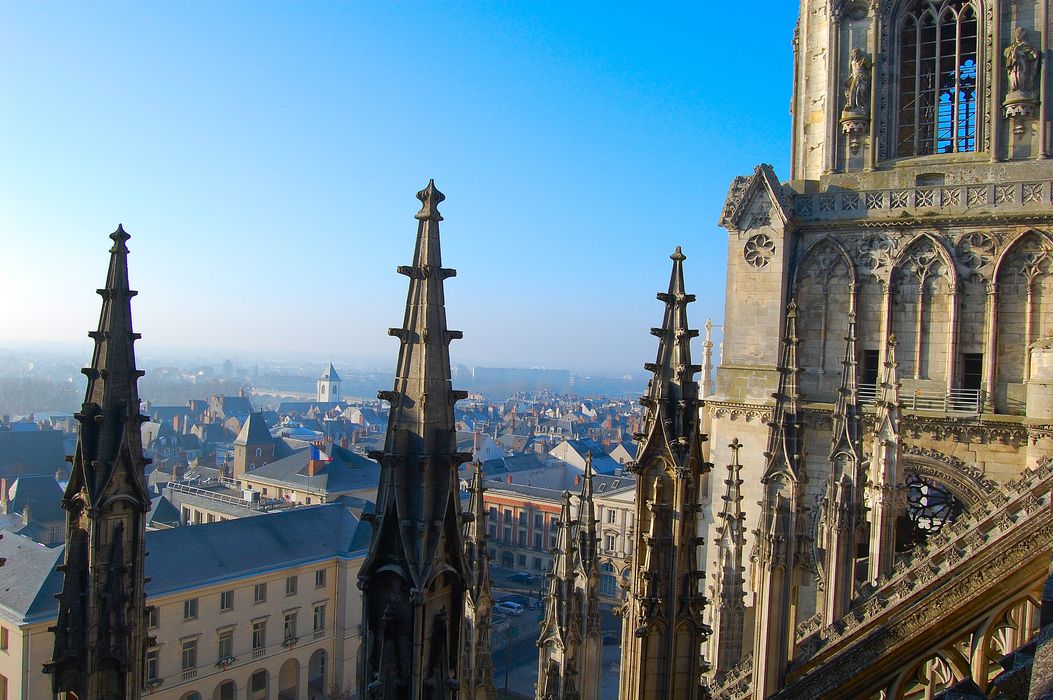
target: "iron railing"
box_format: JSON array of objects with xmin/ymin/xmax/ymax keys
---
[{"xmin": 856, "ymin": 384, "xmax": 985, "ymax": 413}]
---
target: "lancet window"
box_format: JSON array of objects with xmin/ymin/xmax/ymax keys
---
[{"xmin": 896, "ymin": 0, "xmax": 979, "ymax": 156}]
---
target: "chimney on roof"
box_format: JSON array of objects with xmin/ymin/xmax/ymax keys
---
[
  {"xmin": 473, "ymin": 431, "xmax": 480, "ymax": 453},
  {"xmin": 506, "ymin": 473, "xmax": 512, "ymax": 484},
  {"xmin": 340, "ymin": 436, "xmax": 349, "ymax": 449},
  {"xmin": 0, "ymin": 478, "xmax": 8, "ymax": 514},
  {"xmin": 307, "ymin": 457, "xmax": 325, "ymax": 476},
  {"xmin": 22, "ymin": 502, "xmax": 31, "ymax": 526}
]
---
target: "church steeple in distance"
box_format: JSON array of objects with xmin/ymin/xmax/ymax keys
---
[
  {"xmin": 359, "ymin": 181, "xmax": 471, "ymax": 700},
  {"xmin": 46, "ymin": 225, "xmax": 152, "ymax": 700}
]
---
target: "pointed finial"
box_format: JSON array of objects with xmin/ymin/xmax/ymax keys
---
[
  {"xmin": 887, "ymin": 333, "xmax": 898, "ymax": 349},
  {"xmin": 109, "ymin": 223, "xmax": 130, "ymax": 253},
  {"xmin": 671, "ymin": 246, "xmax": 686, "ymax": 262},
  {"xmin": 729, "ymin": 438, "xmax": 741, "ymax": 451},
  {"xmin": 786, "ymin": 299, "xmax": 797, "ymax": 317},
  {"xmin": 415, "ymin": 179, "xmax": 445, "ymax": 221}
]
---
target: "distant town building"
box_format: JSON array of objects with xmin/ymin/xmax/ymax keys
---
[
  {"xmin": 1, "ymin": 501, "xmax": 369, "ymax": 699},
  {"xmin": 317, "ymin": 363, "xmax": 342, "ymax": 404}
]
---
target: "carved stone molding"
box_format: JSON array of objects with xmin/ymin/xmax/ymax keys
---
[
  {"xmin": 711, "ymin": 402, "xmax": 774, "ymax": 424},
  {"xmin": 902, "ymin": 415, "xmax": 1030, "ymax": 448},
  {"xmin": 900, "ymin": 444, "xmax": 999, "ymax": 507}
]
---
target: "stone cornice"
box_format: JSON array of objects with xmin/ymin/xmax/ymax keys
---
[{"xmin": 708, "ymin": 401, "xmax": 774, "ymax": 424}]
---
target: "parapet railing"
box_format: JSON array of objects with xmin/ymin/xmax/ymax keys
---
[
  {"xmin": 165, "ymin": 481, "xmax": 263, "ymax": 510},
  {"xmin": 793, "ymin": 180, "xmax": 1053, "ymax": 222},
  {"xmin": 855, "ymin": 384, "xmax": 984, "ymax": 414}
]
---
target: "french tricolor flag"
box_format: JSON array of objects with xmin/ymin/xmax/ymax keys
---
[{"xmin": 310, "ymin": 445, "xmax": 331, "ymax": 462}]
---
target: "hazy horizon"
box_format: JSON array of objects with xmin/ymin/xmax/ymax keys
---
[{"xmin": 2, "ymin": 3, "xmax": 795, "ymax": 371}]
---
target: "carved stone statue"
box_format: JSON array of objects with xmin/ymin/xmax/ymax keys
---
[
  {"xmin": 841, "ymin": 48, "xmax": 872, "ymax": 151},
  {"xmin": 1005, "ymin": 27, "xmax": 1042, "ymax": 96},
  {"xmin": 844, "ymin": 48, "xmax": 872, "ymax": 112}
]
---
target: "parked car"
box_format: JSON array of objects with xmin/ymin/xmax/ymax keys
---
[
  {"xmin": 497, "ymin": 594, "xmax": 530, "ymax": 607},
  {"xmin": 506, "ymin": 572, "xmax": 537, "ymax": 584},
  {"xmin": 494, "ymin": 601, "xmax": 525, "ymax": 616}
]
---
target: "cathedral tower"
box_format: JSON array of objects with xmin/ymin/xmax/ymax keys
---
[
  {"xmin": 46, "ymin": 226, "xmax": 152, "ymax": 700},
  {"xmin": 707, "ymin": 0, "xmax": 1053, "ymax": 696},
  {"xmin": 358, "ymin": 181, "xmax": 472, "ymax": 700},
  {"xmin": 619, "ymin": 247, "xmax": 710, "ymax": 700}
]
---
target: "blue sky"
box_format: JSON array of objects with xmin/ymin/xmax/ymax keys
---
[{"xmin": 0, "ymin": 2, "xmax": 798, "ymax": 373}]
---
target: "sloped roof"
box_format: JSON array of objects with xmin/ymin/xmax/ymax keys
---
[
  {"xmin": 0, "ymin": 430, "xmax": 66, "ymax": 477},
  {"xmin": 550, "ymin": 438, "xmax": 621, "ymax": 475},
  {"xmin": 146, "ymin": 502, "xmax": 367, "ymax": 594},
  {"xmin": 320, "ymin": 363, "xmax": 342, "ymax": 382},
  {"xmin": 6, "ymin": 475, "xmax": 65, "ymax": 522},
  {"xmin": 234, "ymin": 412, "xmax": 274, "ymax": 447},
  {"xmin": 0, "ymin": 529, "xmax": 65, "ymax": 621},
  {"xmin": 244, "ymin": 444, "xmax": 380, "ymax": 495},
  {"xmin": 147, "ymin": 495, "xmax": 182, "ymax": 529},
  {"xmin": 0, "ymin": 502, "xmax": 371, "ymax": 623}
]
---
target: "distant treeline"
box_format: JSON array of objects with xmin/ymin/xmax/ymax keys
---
[{"xmin": 0, "ymin": 375, "xmax": 249, "ymax": 417}]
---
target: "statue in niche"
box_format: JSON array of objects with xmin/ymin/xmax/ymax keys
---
[
  {"xmin": 841, "ymin": 48, "xmax": 872, "ymax": 151},
  {"xmin": 844, "ymin": 48, "xmax": 872, "ymax": 113},
  {"xmin": 1005, "ymin": 27, "xmax": 1042, "ymax": 96}
]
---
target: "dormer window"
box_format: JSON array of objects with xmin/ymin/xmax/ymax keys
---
[{"xmin": 896, "ymin": 0, "xmax": 979, "ymax": 156}]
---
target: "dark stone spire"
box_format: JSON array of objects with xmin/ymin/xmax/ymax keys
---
[
  {"xmin": 576, "ymin": 453, "xmax": 599, "ymax": 578},
  {"xmin": 753, "ymin": 300, "xmax": 807, "ymax": 695},
  {"xmin": 360, "ymin": 182, "xmax": 470, "ymax": 700},
  {"xmin": 537, "ymin": 491, "xmax": 582, "ymax": 700},
  {"xmin": 866, "ymin": 334, "xmax": 903, "ymax": 585},
  {"xmin": 71, "ymin": 224, "xmax": 151, "ymax": 508},
  {"xmin": 710, "ymin": 438, "xmax": 747, "ymax": 676},
  {"xmin": 620, "ymin": 247, "xmax": 709, "ymax": 700},
  {"xmin": 462, "ymin": 461, "xmax": 496, "ymax": 700},
  {"xmin": 822, "ymin": 313, "xmax": 863, "ymax": 622},
  {"xmin": 763, "ymin": 300, "xmax": 804, "ymax": 480},
  {"xmin": 829, "ymin": 312, "xmax": 862, "ymax": 464},
  {"xmin": 635, "ymin": 246, "xmax": 703, "ymax": 463},
  {"xmin": 46, "ymin": 225, "xmax": 150, "ymax": 699}
]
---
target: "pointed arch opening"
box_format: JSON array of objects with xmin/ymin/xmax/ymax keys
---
[
  {"xmin": 993, "ymin": 230, "xmax": 1053, "ymax": 412},
  {"xmin": 890, "ymin": 235, "xmax": 957, "ymax": 387},
  {"xmin": 895, "ymin": 0, "xmax": 980, "ymax": 157},
  {"xmin": 793, "ymin": 238, "xmax": 856, "ymax": 399}
]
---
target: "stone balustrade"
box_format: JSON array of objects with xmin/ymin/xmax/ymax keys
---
[{"xmin": 794, "ymin": 180, "xmax": 1053, "ymax": 223}]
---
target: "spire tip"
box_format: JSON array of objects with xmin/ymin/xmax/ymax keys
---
[{"xmin": 415, "ymin": 179, "xmax": 445, "ymax": 221}]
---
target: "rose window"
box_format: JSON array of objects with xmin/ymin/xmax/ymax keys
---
[
  {"xmin": 743, "ymin": 234, "xmax": 776, "ymax": 269},
  {"xmin": 905, "ymin": 473, "xmax": 961, "ymax": 538}
]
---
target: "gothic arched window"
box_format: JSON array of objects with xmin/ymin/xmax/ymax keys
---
[{"xmin": 896, "ymin": 0, "xmax": 979, "ymax": 156}]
